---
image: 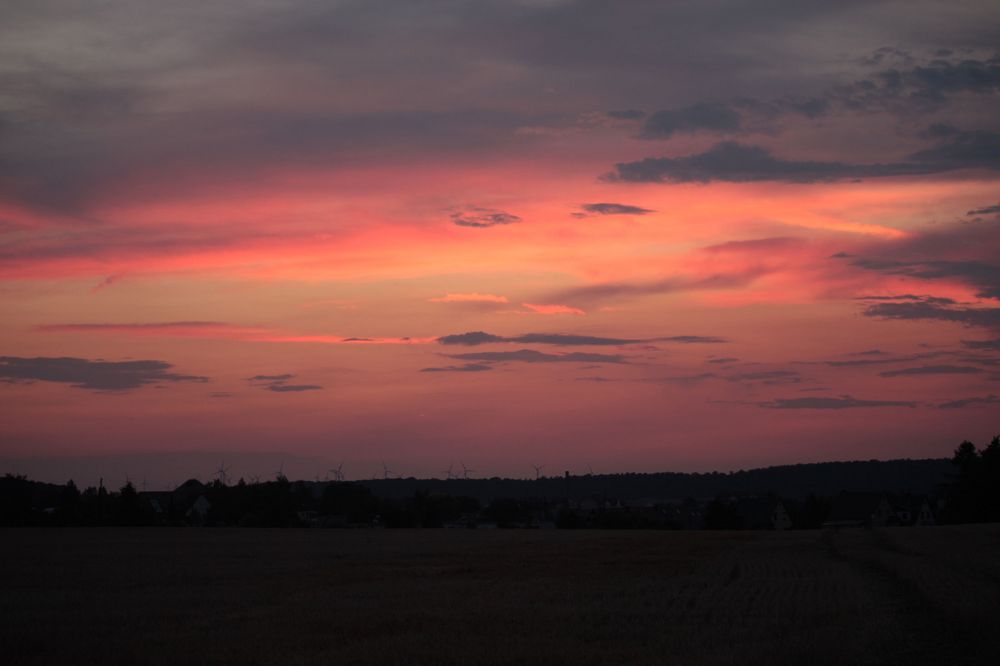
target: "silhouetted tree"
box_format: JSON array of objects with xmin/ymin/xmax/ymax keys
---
[
  {"xmin": 0, "ymin": 474, "xmax": 33, "ymax": 525},
  {"xmin": 942, "ymin": 435, "xmax": 1000, "ymax": 523},
  {"xmin": 56, "ymin": 480, "xmax": 81, "ymax": 525},
  {"xmin": 117, "ymin": 481, "xmax": 144, "ymax": 525}
]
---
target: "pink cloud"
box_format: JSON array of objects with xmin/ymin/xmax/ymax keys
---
[
  {"xmin": 430, "ymin": 293, "xmax": 509, "ymax": 303},
  {"xmin": 522, "ymin": 303, "xmax": 586, "ymax": 315}
]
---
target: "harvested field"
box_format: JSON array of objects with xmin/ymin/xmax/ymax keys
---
[{"xmin": 2, "ymin": 526, "xmax": 999, "ymax": 665}]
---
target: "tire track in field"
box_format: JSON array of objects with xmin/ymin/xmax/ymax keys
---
[{"xmin": 823, "ymin": 529, "xmax": 984, "ymax": 666}]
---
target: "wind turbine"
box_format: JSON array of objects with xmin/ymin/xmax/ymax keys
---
[
  {"xmin": 532, "ymin": 464, "xmax": 545, "ymax": 480},
  {"xmin": 330, "ymin": 463, "xmax": 344, "ymax": 482},
  {"xmin": 215, "ymin": 461, "xmax": 231, "ymax": 486},
  {"xmin": 382, "ymin": 461, "xmax": 396, "ymax": 480},
  {"xmin": 274, "ymin": 461, "xmax": 286, "ymax": 481},
  {"xmin": 441, "ymin": 463, "xmax": 455, "ymax": 480},
  {"xmin": 461, "ymin": 462, "xmax": 474, "ymax": 480}
]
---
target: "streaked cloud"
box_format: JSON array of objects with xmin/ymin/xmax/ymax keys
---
[
  {"xmin": 447, "ymin": 349, "xmax": 627, "ymax": 364},
  {"xmin": 436, "ymin": 331, "xmax": 726, "ymax": 346},
  {"xmin": 521, "ymin": 303, "xmax": 586, "ymax": 316},
  {"xmin": 879, "ymin": 364, "xmax": 982, "ymax": 378},
  {"xmin": 939, "ymin": 395, "xmax": 1000, "ymax": 409},
  {"xmin": 759, "ymin": 396, "xmax": 918, "ymax": 409},
  {"xmin": 247, "ymin": 373, "xmax": 322, "ymax": 392},
  {"xmin": 429, "ymin": 293, "xmax": 509, "ymax": 304},
  {"xmin": 0, "ymin": 356, "xmax": 207, "ymax": 391},
  {"xmin": 420, "ymin": 363, "xmax": 493, "ymax": 373}
]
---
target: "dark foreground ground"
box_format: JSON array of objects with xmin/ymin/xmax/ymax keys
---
[{"xmin": 2, "ymin": 526, "xmax": 999, "ymax": 665}]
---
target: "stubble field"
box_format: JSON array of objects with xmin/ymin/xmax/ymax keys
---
[{"xmin": 2, "ymin": 526, "xmax": 999, "ymax": 665}]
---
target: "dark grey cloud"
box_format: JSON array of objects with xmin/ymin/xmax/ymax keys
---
[
  {"xmin": 247, "ymin": 373, "xmax": 323, "ymax": 392},
  {"xmin": 578, "ymin": 202, "xmax": 656, "ymax": 216},
  {"xmin": 607, "ymin": 122, "xmax": 1000, "ymax": 185},
  {"xmin": 4, "ymin": 2, "xmax": 1000, "ymax": 216},
  {"xmin": 707, "ymin": 357, "xmax": 739, "ymax": 364},
  {"xmin": 879, "ymin": 364, "xmax": 982, "ymax": 377},
  {"xmin": 436, "ymin": 332, "xmax": 506, "ymax": 345},
  {"xmin": 450, "ymin": 208, "xmax": 521, "ymax": 228},
  {"xmin": 967, "ymin": 203, "xmax": 1000, "ymax": 216},
  {"xmin": 823, "ymin": 351, "xmax": 949, "ymax": 367},
  {"xmin": 437, "ymin": 331, "xmax": 726, "ymax": 346},
  {"xmin": 842, "ymin": 221, "xmax": 1000, "ymax": 326},
  {"xmin": 420, "ymin": 363, "xmax": 493, "ymax": 373},
  {"xmin": 653, "ymin": 367, "xmax": 803, "ymax": 385},
  {"xmin": 833, "ymin": 55, "xmax": 1000, "ymax": 112},
  {"xmin": 760, "ymin": 395, "xmax": 917, "ymax": 409},
  {"xmin": 447, "ymin": 349, "xmax": 627, "ymax": 364},
  {"xmin": 863, "ymin": 301, "xmax": 1000, "ymax": 329},
  {"xmin": 264, "ymin": 383, "xmax": 323, "ymax": 392},
  {"xmin": 612, "ymin": 53, "xmax": 1000, "ymax": 151},
  {"xmin": 0, "ymin": 356, "xmax": 207, "ymax": 391},
  {"xmin": 908, "ymin": 129, "xmax": 1000, "ymax": 171},
  {"xmin": 639, "ymin": 103, "xmax": 742, "ymax": 139},
  {"xmin": 247, "ymin": 374, "xmax": 295, "ymax": 382},
  {"xmin": 606, "ymin": 141, "xmax": 940, "ymax": 184},
  {"xmin": 962, "ymin": 338, "xmax": 1000, "ymax": 351},
  {"xmin": 939, "ymin": 394, "xmax": 1000, "ymax": 409},
  {"xmin": 663, "ymin": 335, "xmax": 728, "ymax": 344},
  {"xmin": 513, "ymin": 333, "xmax": 642, "ymax": 346}
]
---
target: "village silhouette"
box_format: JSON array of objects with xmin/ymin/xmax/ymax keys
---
[{"xmin": 4, "ymin": 435, "xmax": 997, "ymax": 529}]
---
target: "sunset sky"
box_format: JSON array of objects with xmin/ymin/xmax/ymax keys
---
[{"xmin": 2, "ymin": 1, "xmax": 999, "ymax": 487}]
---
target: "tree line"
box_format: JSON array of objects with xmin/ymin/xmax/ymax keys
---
[{"xmin": 2, "ymin": 435, "xmax": 997, "ymax": 528}]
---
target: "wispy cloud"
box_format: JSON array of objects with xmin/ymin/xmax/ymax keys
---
[
  {"xmin": 863, "ymin": 301, "xmax": 1000, "ymax": 329},
  {"xmin": 446, "ymin": 349, "xmax": 627, "ymax": 364},
  {"xmin": 879, "ymin": 364, "xmax": 982, "ymax": 378},
  {"xmin": 939, "ymin": 395, "xmax": 999, "ymax": 409},
  {"xmin": 247, "ymin": 374, "xmax": 322, "ymax": 392},
  {"xmin": 0, "ymin": 356, "xmax": 207, "ymax": 391},
  {"xmin": 419, "ymin": 363, "xmax": 493, "ymax": 373},
  {"xmin": 437, "ymin": 331, "xmax": 727, "ymax": 346},
  {"xmin": 522, "ymin": 303, "xmax": 586, "ymax": 316},
  {"xmin": 429, "ymin": 293, "xmax": 509, "ymax": 303},
  {"xmin": 759, "ymin": 395, "xmax": 917, "ymax": 409}
]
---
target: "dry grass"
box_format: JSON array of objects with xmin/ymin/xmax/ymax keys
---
[{"xmin": 2, "ymin": 526, "xmax": 998, "ymax": 665}]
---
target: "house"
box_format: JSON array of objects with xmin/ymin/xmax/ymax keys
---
[
  {"xmin": 186, "ymin": 495, "xmax": 211, "ymax": 521},
  {"xmin": 887, "ymin": 494, "xmax": 936, "ymax": 526},
  {"xmin": 138, "ymin": 491, "xmax": 173, "ymax": 516},
  {"xmin": 296, "ymin": 509, "xmax": 320, "ymax": 526}
]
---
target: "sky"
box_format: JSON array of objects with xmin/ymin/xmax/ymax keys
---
[{"xmin": 2, "ymin": 0, "xmax": 999, "ymax": 488}]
